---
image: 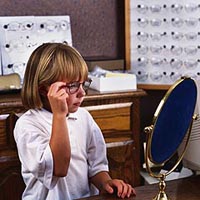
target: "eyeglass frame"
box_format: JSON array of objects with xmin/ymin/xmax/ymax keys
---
[{"xmin": 64, "ymin": 78, "xmax": 92, "ymax": 94}]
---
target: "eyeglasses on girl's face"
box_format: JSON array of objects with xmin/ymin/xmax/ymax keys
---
[{"xmin": 64, "ymin": 78, "xmax": 92, "ymax": 94}]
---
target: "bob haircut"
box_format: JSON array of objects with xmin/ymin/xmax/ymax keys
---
[{"xmin": 21, "ymin": 43, "xmax": 88, "ymax": 109}]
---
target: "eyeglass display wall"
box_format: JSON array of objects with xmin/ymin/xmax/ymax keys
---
[
  {"xmin": 0, "ymin": 16, "xmax": 72, "ymax": 82},
  {"xmin": 130, "ymin": 1, "xmax": 200, "ymax": 87}
]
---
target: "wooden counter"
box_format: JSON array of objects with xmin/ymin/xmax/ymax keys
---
[
  {"xmin": 78, "ymin": 175, "xmax": 200, "ymax": 200},
  {"xmin": 0, "ymin": 89, "xmax": 146, "ymax": 200}
]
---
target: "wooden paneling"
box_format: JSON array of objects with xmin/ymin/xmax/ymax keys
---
[
  {"xmin": 0, "ymin": 166, "xmax": 25, "ymax": 200},
  {"xmin": 0, "ymin": 116, "xmax": 7, "ymax": 149},
  {"xmin": 107, "ymin": 141, "xmax": 136, "ymax": 186},
  {"xmin": 0, "ymin": 113, "xmax": 24, "ymax": 200}
]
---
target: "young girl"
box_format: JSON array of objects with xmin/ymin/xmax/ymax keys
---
[{"xmin": 14, "ymin": 43, "xmax": 136, "ymax": 200}]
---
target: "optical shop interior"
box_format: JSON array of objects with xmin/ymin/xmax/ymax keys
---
[{"xmin": 0, "ymin": 1, "xmax": 200, "ymax": 200}]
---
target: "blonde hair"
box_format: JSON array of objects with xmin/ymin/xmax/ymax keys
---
[{"xmin": 21, "ymin": 43, "xmax": 88, "ymax": 109}]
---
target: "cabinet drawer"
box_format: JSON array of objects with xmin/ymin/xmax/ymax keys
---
[
  {"xmin": 85, "ymin": 103, "xmax": 132, "ymax": 141},
  {"xmin": 86, "ymin": 103, "xmax": 131, "ymax": 131}
]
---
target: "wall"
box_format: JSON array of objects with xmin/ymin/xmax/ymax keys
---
[{"xmin": 0, "ymin": 0, "xmax": 125, "ymax": 60}]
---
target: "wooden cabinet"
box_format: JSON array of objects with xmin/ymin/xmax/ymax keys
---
[{"xmin": 0, "ymin": 89, "xmax": 146, "ymax": 199}]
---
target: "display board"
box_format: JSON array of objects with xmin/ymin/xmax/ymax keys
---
[
  {"xmin": 0, "ymin": 16, "xmax": 72, "ymax": 82},
  {"xmin": 130, "ymin": 1, "xmax": 200, "ymax": 88}
]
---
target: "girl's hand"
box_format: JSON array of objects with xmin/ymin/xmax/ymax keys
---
[
  {"xmin": 102, "ymin": 179, "xmax": 136, "ymax": 199},
  {"xmin": 47, "ymin": 82, "xmax": 69, "ymax": 116}
]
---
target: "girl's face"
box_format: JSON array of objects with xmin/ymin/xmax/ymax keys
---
[
  {"xmin": 40, "ymin": 79, "xmax": 91, "ymax": 114},
  {"xmin": 65, "ymin": 80, "xmax": 87, "ymax": 113},
  {"xmin": 62, "ymin": 78, "xmax": 91, "ymax": 112}
]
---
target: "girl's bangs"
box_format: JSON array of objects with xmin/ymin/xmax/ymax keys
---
[{"xmin": 57, "ymin": 52, "xmax": 88, "ymax": 82}]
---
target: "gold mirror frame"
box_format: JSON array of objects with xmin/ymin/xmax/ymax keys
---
[{"xmin": 144, "ymin": 77, "xmax": 198, "ymax": 200}]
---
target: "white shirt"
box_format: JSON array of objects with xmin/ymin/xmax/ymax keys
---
[{"xmin": 14, "ymin": 107, "xmax": 109, "ymax": 200}]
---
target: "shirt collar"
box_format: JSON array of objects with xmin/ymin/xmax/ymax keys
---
[{"xmin": 67, "ymin": 112, "xmax": 78, "ymax": 120}]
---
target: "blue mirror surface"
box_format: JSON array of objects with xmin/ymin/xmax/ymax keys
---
[{"xmin": 151, "ymin": 78, "xmax": 197, "ymax": 163}]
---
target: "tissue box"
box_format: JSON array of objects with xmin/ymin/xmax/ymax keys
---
[{"xmin": 89, "ymin": 73, "xmax": 137, "ymax": 92}]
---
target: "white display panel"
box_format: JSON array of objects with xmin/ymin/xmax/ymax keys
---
[
  {"xmin": 130, "ymin": 1, "xmax": 200, "ymax": 85},
  {"xmin": 0, "ymin": 15, "xmax": 72, "ymax": 83}
]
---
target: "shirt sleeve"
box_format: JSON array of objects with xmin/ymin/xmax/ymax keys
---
[
  {"xmin": 14, "ymin": 117, "xmax": 58, "ymax": 189},
  {"xmin": 86, "ymin": 115, "xmax": 109, "ymax": 178}
]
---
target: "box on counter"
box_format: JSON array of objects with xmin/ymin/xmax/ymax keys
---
[
  {"xmin": 86, "ymin": 59, "xmax": 124, "ymax": 71},
  {"xmin": 89, "ymin": 72, "xmax": 137, "ymax": 92}
]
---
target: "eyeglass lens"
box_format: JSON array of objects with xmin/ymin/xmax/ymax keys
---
[{"xmin": 67, "ymin": 79, "xmax": 92, "ymax": 94}]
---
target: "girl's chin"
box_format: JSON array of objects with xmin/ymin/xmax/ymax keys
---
[{"xmin": 69, "ymin": 107, "xmax": 79, "ymax": 113}]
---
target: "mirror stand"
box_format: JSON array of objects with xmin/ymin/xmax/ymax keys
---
[{"xmin": 153, "ymin": 175, "xmax": 168, "ymax": 200}]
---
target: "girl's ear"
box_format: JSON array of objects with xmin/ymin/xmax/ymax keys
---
[{"xmin": 39, "ymin": 85, "xmax": 48, "ymax": 96}]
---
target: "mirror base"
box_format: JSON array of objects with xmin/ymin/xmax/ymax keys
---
[
  {"xmin": 152, "ymin": 177, "xmax": 170, "ymax": 200},
  {"xmin": 153, "ymin": 192, "xmax": 170, "ymax": 200}
]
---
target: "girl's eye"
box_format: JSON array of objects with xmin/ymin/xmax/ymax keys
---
[{"xmin": 69, "ymin": 83, "xmax": 78, "ymax": 89}]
